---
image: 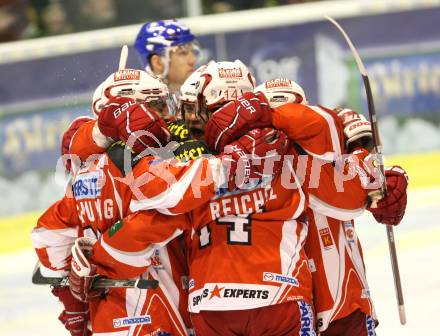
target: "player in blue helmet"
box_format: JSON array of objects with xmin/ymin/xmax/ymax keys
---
[{"xmin": 134, "ymin": 19, "xmax": 200, "ymax": 94}]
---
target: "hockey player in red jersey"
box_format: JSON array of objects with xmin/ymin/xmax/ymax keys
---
[
  {"xmin": 35, "ymin": 116, "xmax": 94, "ymax": 336},
  {"xmin": 204, "ymin": 77, "xmax": 408, "ymax": 335},
  {"xmin": 32, "ymin": 72, "xmax": 192, "ymax": 335},
  {"xmin": 34, "ymin": 64, "xmax": 291, "ymax": 335},
  {"xmin": 69, "ymin": 60, "xmax": 321, "ymax": 336}
]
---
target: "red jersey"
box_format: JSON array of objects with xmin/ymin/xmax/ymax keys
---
[
  {"xmin": 271, "ymin": 103, "xmax": 376, "ymax": 331},
  {"xmin": 31, "ymin": 150, "xmax": 191, "ymax": 335},
  {"xmin": 90, "ymin": 154, "xmax": 312, "ymax": 314}
]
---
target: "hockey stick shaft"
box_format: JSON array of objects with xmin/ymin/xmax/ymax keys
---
[
  {"xmin": 32, "ymin": 266, "xmax": 158, "ymax": 289},
  {"xmin": 326, "ymin": 15, "xmax": 406, "ymax": 325},
  {"xmin": 118, "ymin": 45, "xmax": 129, "ymax": 70}
]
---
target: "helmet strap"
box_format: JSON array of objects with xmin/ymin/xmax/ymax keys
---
[
  {"xmin": 145, "ymin": 51, "xmax": 170, "ymax": 83},
  {"xmin": 158, "ymin": 47, "xmax": 171, "ymax": 81}
]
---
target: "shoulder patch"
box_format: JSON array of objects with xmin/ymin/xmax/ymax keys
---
[{"xmin": 108, "ymin": 220, "xmax": 123, "ymax": 238}]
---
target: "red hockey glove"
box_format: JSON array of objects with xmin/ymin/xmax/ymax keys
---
[
  {"xmin": 335, "ymin": 107, "xmax": 373, "ymax": 152},
  {"xmin": 51, "ymin": 286, "xmax": 91, "ymax": 336},
  {"xmin": 223, "ymin": 128, "xmax": 289, "ymax": 190},
  {"xmin": 205, "ymin": 91, "xmax": 272, "ymax": 152},
  {"xmin": 98, "ymin": 97, "xmax": 171, "ymax": 154},
  {"xmin": 69, "ymin": 238, "xmax": 105, "ymax": 302},
  {"xmin": 61, "ymin": 116, "xmax": 94, "ymax": 172},
  {"xmin": 367, "ymin": 166, "xmax": 408, "ymax": 225}
]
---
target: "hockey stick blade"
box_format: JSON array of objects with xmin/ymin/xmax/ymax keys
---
[
  {"xmin": 32, "ymin": 266, "xmax": 158, "ymax": 289},
  {"xmin": 326, "ymin": 15, "xmax": 406, "ymax": 326}
]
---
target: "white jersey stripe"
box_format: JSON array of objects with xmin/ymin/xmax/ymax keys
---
[
  {"xmin": 100, "ymin": 229, "xmax": 182, "ymax": 267},
  {"xmin": 308, "ymin": 105, "xmax": 342, "ymax": 158},
  {"xmin": 309, "ymin": 194, "xmax": 365, "ymax": 221}
]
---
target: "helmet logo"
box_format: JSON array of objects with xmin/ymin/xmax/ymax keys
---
[
  {"xmin": 265, "ymin": 78, "xmax": 291, "ymax": 89},
  {"xmin": 218, "ymin": 68, "xmax": 243, "ymax": 79},
  {"xmin": 114, "ymin": 70, "xmax": 141, "ymax": 81},
  {"xmin": 146, "ymin": 22, "xmax": 166, "ymax": 34}
]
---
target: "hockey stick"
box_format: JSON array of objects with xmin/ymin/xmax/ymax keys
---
[
  {"xmin": 32, "ymin": 266, "xmax": 158, "ymax": 290},
  {"xmin": 118, "ymin": 44, "xmax": 129, "ymax": 70},
  {"xmin": 326, "ymin": 16, "xmax": 406, "ymax": 325}
]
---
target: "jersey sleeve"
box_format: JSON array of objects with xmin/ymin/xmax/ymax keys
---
[
  {"xmin": 272, "ymin": 104, "xmax": 344, "ymax": 161},
  {"xmin": 69, "ymin": 120, "xmax": 110, "ymax": 162},
  {"xmin": 128, "ymin": 155, "xmax": 227, "ymax": 215},
  {"xmin": 31, "ymin": 195, "xmax": 81, "ymax": 273},
  {"xmin": 306, "ymin": 147, "xmax": 372, "ymax": 220},
  {"xmin": 91, "ymin": 211, "xmax": 190, "ymax": 279}
]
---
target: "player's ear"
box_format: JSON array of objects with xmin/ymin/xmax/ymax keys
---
[{"xmin": 150, "ymin": 55, "xmax": 164, "ymax": 75}]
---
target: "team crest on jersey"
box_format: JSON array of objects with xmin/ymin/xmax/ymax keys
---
[
  {"xmin": 72, "ymin": 171, "xmax": 103, "ymax": 200},
  {"xmin": 319, "ymin": 228, "xmax": 334, "ymax": 249},
  {"xmin": 151, "ymin": 249, "xmax": 164, "ymax": 270},
  {"xmin": 113, "ymin": 315, "xmax": 151, "ymax": 328},
  {"xmin": 344, "ymin": 221, "xmax": 355, "ymax": 244}
]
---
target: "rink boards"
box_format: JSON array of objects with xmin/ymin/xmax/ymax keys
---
[{"xmin": 1, "ymin": 150, "xmax": 439, "ymax": 255}]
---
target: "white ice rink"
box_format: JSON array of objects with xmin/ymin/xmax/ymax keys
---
[{"xmin": 1, "ymin": 187, "xmax": 439, "ymax": 335}]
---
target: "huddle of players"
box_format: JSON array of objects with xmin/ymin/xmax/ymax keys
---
[{"xmin": 31, "ymin": 20, "xmax": 408, "ymax": 336}]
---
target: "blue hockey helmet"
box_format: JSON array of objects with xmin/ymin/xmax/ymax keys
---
[{"xmin": 134, "ymin": 19, "xmax": 196, "ymax": 69}]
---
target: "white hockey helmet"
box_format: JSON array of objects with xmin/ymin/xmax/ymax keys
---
[
  {"xmin": 179, "ymin": 65, "xmax": 206, "ymax": 113},
  {"xmin": 195, "ymin": 60, "xmax": 255, "ymax": 122},
  {"xmin": 254, "ymin": 78, "xmax": 308, "ymax": 108},
  {"xmin": 92, "ymin": 69, "xmax": 173, "ymax": 116},
  {"xmin": 103, "ymin": 69, "xmax": 169, "ymax": 102},
  {"xmin": 92, "ymin": 81, "xmax": 109, "ymax": 117}
]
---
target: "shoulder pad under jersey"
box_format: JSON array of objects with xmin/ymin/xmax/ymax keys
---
[{"xmin": 107, "ymin": 142, "xmax": 139, "ymax": 176}]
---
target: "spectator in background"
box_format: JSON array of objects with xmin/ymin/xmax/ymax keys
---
[
  {"xmin": 0, "ymin": 0, "xmax": 30, "ymax": 42},
  {"xmin": 114, "ymin": 0, "xmax": 183, "ymax": 25},
  {"xmin": 204, "ymin": 0, "xmax": 266, "ymax": 13},
  {"xmin": 134, "ymin": 19, "xmax": 199, "ymax": 94},
  {"xmin": 205, "ymin": 0, "xmax": 322, "ymax": 14},
  {"xmin": 278, "ymin": 0, "xmax": 319, "ymax": 4},
  {"xmin": 57, "ymin": 0, "xmax": 116, "ymax": 32},
  {"xmin": 26, "ymin": 0, "xmax": 73, "ymax": 37},
  {"xmin": 41, "ymin": 1, "xmax": 73, "ymax": 35}
]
